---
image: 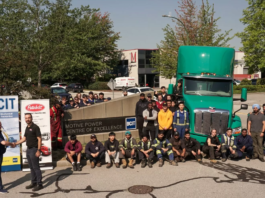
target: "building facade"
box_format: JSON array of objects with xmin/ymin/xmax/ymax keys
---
[{"xmin": 114, "ymin": 49, "xmax": 176, "ymax": 88}]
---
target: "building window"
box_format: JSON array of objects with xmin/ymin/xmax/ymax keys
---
[{"xmin": 243, "ymin": 68, "xmax": 248, "ymax": 74}]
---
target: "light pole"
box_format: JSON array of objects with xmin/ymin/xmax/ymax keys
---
[{"xmin": 162, "ymin": 15, "xmax": 190, "ymax": 45}]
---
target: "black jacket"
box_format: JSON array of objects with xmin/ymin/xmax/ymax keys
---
[
  {"xmin": 184, "ymin": 137, "xmax": 200, "ymax": 151},
  {"xmin": 135, "ymin": 98, "xmax": 148, "ymax": 117},
  {"xmin": 85, "ymin": 140, "xmax": 105, "ymax": 156},
  {"xmin": 104, "ymin": 139, "xmax": 119, "ymax": 152}
]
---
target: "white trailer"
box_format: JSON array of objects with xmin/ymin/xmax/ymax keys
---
[{"xmin": 114, "ymin": 77, "xmax": 135, "ymax": 90}]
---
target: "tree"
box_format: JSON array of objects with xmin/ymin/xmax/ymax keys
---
[
  {"xmin": 152, "ymin": 0, "xmax": 234, "ymax": 80},
  {"xmin": 237, "ymin": 0, "xmax": 265, "ymax": 74}
]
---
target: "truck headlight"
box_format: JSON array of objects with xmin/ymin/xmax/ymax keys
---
[{"xmin": 232, "ymin": 127, "xmax": 241, "ymax": 134}]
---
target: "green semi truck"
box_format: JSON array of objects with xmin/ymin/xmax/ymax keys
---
[{"xmin": 169, "ymin": 46, "xmax": 248, "ymax": 144}]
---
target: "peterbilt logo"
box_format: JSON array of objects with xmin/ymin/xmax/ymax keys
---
[{"xmin": 26, "ymin": 104, "xmax": 45, "ymax": 112}]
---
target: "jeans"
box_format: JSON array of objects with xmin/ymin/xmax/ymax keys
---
[
  {"xmin": 236, "ymin": 146, "xmax": 253, "ymax": 158},
  {"xmin": 137, "ymin": 117, "xmax": 144, "ymax": 139},
  {"xmin": 86, "ymin": 152, "xmax": 105, "ymax": 163},
  {"xmin": 27, "ymin": 148, "xmax": 42, "ymax": 185},
  {"xmin": 144, "ymin": 125, "xmax": 155, "ymax": 141},
  {"xmin": 105, "ymin": 151, "xmax": 119, "ymax": 163}
]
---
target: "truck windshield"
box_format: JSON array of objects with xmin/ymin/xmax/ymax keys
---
[{"xmin": 184, "ymin": 78, "xmax": 232, "ymax": 97}]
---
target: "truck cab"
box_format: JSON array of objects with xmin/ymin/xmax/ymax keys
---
[{"xmin": 171, "ymin": 46, "xmax": 247, "ymax": 144}]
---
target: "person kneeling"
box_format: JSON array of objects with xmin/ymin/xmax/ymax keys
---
[
  {"xmin": 234, "ymin": 128, "xmax": 253, "ymax": 161},
  {"xmin": 170, "ymin": 131, "xmax": 186, "ymax": 165},
  {"xmin": 85, "ymin": 134, "xmax": 105, "ymax": 168},
  {"xmin": 184, "ymin": 132, "xmax": 202, "ymax": 163},
  {"xmin": 137, "ymin": 135, "xmax": 154, "ymax": 168},
  {"xmin": 221, "ymin": 128, "xmax": 237, "ymax": 162},
  {"xmin": 64, "ymin": 134, "xmax": 83, "ymax": 171},
  {"xmin": 153, "ymin": 131, "xmax": 177, "ymax": 167},
  {"xmin": 104, "ymin": 132, "xmax": 120, "ymax": 168},
  {"xmin": 119, "ymin": 131, "xmax": 137, "ymax": 169}
]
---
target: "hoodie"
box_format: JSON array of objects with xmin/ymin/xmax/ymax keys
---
[{"xmin": 135, "ymin": 98, "xmax": 148, "ymax": 117}]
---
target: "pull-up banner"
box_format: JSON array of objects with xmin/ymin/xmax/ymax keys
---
[
  {"xmin": 21, "ymin": 99, "xmax": 53, "ymax": 171},
  {"xmin": 0, "ymin": 96, "xmax": 21, "ymax": 172}
]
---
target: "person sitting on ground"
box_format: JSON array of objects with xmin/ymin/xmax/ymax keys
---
[
  {"xmin": 119, "ymin": 131, "xmax": 137, "ymax": 169},
  {"xmin": 221, "ymin": 128, "xmax": 237, "ymax": 162},
  {"xmin": 104, "ymin": 132, "xmax": 120, "ymax": 168},
  {"xmin": 64, "ymin": 134, "xmax": 83, "ymax": 171},
  {"xmin": 152, "ymin": 131, "xmax": 176, "ymax": 167},
  {"xmin": 234, "ymin": 128, "xmax": 253, "ymax": 161},
  {"xmin": 183, "ymin": 131, "xmax": 202, "ymax": 163},
  {"xmin": 173, "ymin": 102, "xmax": 189, "ymax": 139},
  {"xmin": 79, "ymin": 94, "xmax": 90, "ymax": 107},
  {"xmin": 170, "ymin": 131, "xmax": 186, "ymax": 164},
  {"xmin": 137, "ymin": 134, "xmax": 154, "ymax": 168},
  {"xmin": 85, "ymin": 134, "xmax": 105, "ymax": 168},
  {"xmin": 158, "ymin": 102, "xmax": 173, "ymax": 140},
  {"xmin": 202, "ymin": 128, "xmax": 221, "ymax": 164},
  {"xmin": 87, "ymin": 91, "xmax": 95, "ymax": 104},
  {"xmin": 156, "ymin": 94, "xmax": 164, "ymax": 110}
]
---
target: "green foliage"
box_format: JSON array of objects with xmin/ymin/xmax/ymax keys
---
[
  {"xmin": 240, "ymin": 78, "xmax": 252, "ymax": 85},
  {"xmin": 236, "ymin": 0, "xmax": 265, "ymax": 74},
  {"xmin": 151, "ymin": 0, "xmax": 234, "ymax": 80},
  {"xmin": 96, "ymin": 74, "xmax": 116, "ymax": 82},
  {"xmin": 233, "ymin": 85, "xmax": 265, "ymax": 93},
  {"xmin": 256, "ymin": 78, "xmax": 265, "ymax": 85},
  {"xmin": 88, "ymin": 82, "xmax": 110, "ymax": 90}
]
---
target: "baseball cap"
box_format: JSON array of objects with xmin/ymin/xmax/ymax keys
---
[
  {"xmin": 147, "ymin": 93, "xmax": 152, "ymax": 98},
  {"xmin": 90, "ymin": 134, "xmax": 97, "ymax": 139},
  {"xmin": 140, "ymin": 93, "xmax": 145, "ymax": 97},
  {"xmin": 109, "ymin": 132, "xmax": 115, "ymax": 136},
  {"xmin": 125, "ymin": 131, "xmax": 131, "ymax": 135},
  {"xmin": 162, "ymin": 102, "xmax": 167, "ymax": 107},
  {"xmin": 174, "ymin": 131, "xmax": 180, "ymax": 136},
  {"xmin": 69, "ymin": 98, "xmax": 74, "ymax": 102}
]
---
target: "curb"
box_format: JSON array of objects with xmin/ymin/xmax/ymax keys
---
[{"xmin": 53, "ymin": 159, "xmax": 90, "ymax": 167}]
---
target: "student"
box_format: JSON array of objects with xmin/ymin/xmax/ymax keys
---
[
  {"xmin": 64, "ymin": 98, "xmax": 78, "ymax": 110},
  {"xmin": 151, "ymin": 100, "xmax": 160, "ymax": 113},
  {"xmin": 152, "ymin": 131, "xmax": 176, "ymax": 167},
  {"xmin": 173, "ymin": 102, "xmax": 189, "ymax": 139},
  {"xmin": 97, "ymin": 92, "xmax": 108, "ymax": 103},
  {"xmin": 202, "ymin": 129, "xmax": 221, "ymax": 163},
  {"xmin": 156, "ymin": 94, "xmax": 164, "ymax": 110},
  {"xmin": 119, "ymin": 131, "xmax": 137, "ymax": 169},
  {"xmin": 147, "ymin": 93, "xmax": 152, "ymax": 102},
  {"xmin": 0, "ymin": 121, "xmax": 16, "ymax": 194},
  {"xmin": 85, "ymin": 134, "xmax": 105, "ymax": 168},
  {"xmin": 158, "ymin": 102, "xmax": 173, "ymax": 139},
  {"xmin": 79, "ymin": 95, "xmax": 90, "ymax": 107},
  {"xmin": 87, "ymin": 91, "xmax": 95, "ymax": 104},
  {"xmin": 15, "ymin": 113, "xmax": 43, "ymax": 191},
  {"xmin": 143, "ymin": 102, "xmax": 158, "ymax": 141},
  {"xmin": 221, "ymin": 128, "xmax": 237, "ymax": 162},
  {"xmin": 170, "ymin": 131, "xmax": 186, "ymax": 164},
  {"xmin": 137, "ymin": 134, "xmax": 154, "ymax": 168},
  {"xmin": 248, "ymin": 104, "xmax": 265, "ymax": 162},
  {"xmin": 104, "ymin": 132, "xmax": 120, "ymax": 168},
  {"xmin": 235, "ymin": 128, "xmax": 253, "ymax": 161},
  {"xmin": 183, "ymin": 132, "xmax": 202, "ymax": 163},
  {"xmin": 64, "ymin": 134, "xmax": 83, "ymax": 171},
  {"xmin": 135, "ymin": 93, "xmax": 148, "ymax": 139}
]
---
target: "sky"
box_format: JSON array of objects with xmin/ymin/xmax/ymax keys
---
[{"xmin": 71, "ymin": 0, "xmax": 249, "ymax": 51}]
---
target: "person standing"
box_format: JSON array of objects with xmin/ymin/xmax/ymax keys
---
[
  {"xmin": 248, "ymin": 104, "xmax": 265, "ymax": 162},
  {"xmin": 50, "ymin": 101, "xmax": 64, "ymax": 149},
  {"xmin": 143, "ymin": 102, "xmax": 157, "ymax": 141},
  {"xmin": 235, "ymin": 128, "xmax": 253, "ymax": 161},
  {"xmin": 15, "ymin": 113, "xmax": 43, "ymax": 191},
  {"xmin": 104, "ymin": 132, "xmax": 120, "ymax": 168},
  {"xmin": 0, "ymin": 121, "xmax": 15, "ymax": 194},
  {"xmin": 156, "ymin": 94, "xmax": 164, "ymax": 110},
  {"xmin": 135, "ymin": 93, "xmax": 148, "ymax": 139},
  {"xmin": 158, "ymin": 102, "xmax": 173, "ymax": 139},
  {"xmin": 151, "ymin": 100, "xmax": 160, "ymax": 139},
  {"xmin": 202, "ymin": 129, "xmax": 221, "ymax": 163},
  {"xmin": 173, "ymin": 102, "xmax": 190, "ymax": 139},
  {"xmin": 64, "ymin": 134, "xmax": 83, "ymax": 171},
  {"xmin": 85, "ymin": 134, "xmax": 105, "ymax": 168}
]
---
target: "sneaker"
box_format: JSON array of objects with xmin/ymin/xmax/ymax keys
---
[
  {"xmin": 0, "ymin": 189, "xmax": 8, "ymax": 194},
  {"xmin": 76, "ymin": 163, "xmax": 81, "ymax": 171},
  {"xmin": 246, "ymin": 156, "xmax": 250, "ymax": 161},
  {"xmin": 72, "ymin": 163, "xmax": 77, "ymax": 171},
  {"xmin": 91, "ymin": 161, "xmax": 95, "ymax": 169},
  {"xmin": 32, "ymin": 185, "xmax": 43, "ymax": 192},
  {"xmin": 26, "ymin": 183, "xmax": 37, "ymax": 189}
]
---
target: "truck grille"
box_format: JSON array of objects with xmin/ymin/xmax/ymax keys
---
[{"xmin": 194, "ymin": 108, "xmax": 229, "ymax": 135}]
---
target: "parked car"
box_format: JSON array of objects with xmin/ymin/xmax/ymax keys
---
[
  {"xmin": 251, "ymin": 79, "xmax": 258, "ymax": 85},
  {"xmin": 126, "ymin": 87, "xmax": 154, "ymax": 96},
  {"xmin": 51, "ymin": 87, "xmax": 72, "ymax": 101},
  {"xmin": 66, "ymin": 83, "xmax": 83, "ymax": 92},
  {"xmin": 51, "ymin": 83, "xmax": 68, "ymax": 89},
  {"xmin": 233, "ymin": 79, "xmax": 241, "ymax": 86}
]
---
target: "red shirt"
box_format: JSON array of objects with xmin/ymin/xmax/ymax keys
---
[{"xmin": 156, "ymin": 101, "xmax": 163, "ymax": 110}]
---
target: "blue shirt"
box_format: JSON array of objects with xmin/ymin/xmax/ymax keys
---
[{"xmin": 0, "ymin": 131, "xmax": 6, "ymax": 155}]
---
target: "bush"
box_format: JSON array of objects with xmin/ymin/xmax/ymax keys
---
[
  {"xmin": 257, "ymin": 78, "xmax": 265, "ymax": 85},
  {"xmin": 233, "ymin": 85, "xmax": 265, "ymax": 93},
  {"xmin": 240, "ymin": 78, "xmax": 251, "ymax": 85},
  {"xmin": 88, "ymin": 81, "xmax": 110, "ymax": 90}
]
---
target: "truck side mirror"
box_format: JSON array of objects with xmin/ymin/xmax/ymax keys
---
[
  {"xmin": 241, "ymin": 88, "xmax": 247, "ymax": 102},
  {"xmin": 241, "ymin": 104, "xmax": 248, "ymax": 110}
]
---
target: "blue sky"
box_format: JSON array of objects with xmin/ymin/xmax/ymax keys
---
[{"xmin": 72, "ymin": 0, "xmax": 249, "ymax": 51}]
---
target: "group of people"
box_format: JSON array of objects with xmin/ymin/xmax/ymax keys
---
[{"xmin": 61, "ymin": 92, "xmax": 111, "ymax": 110}]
